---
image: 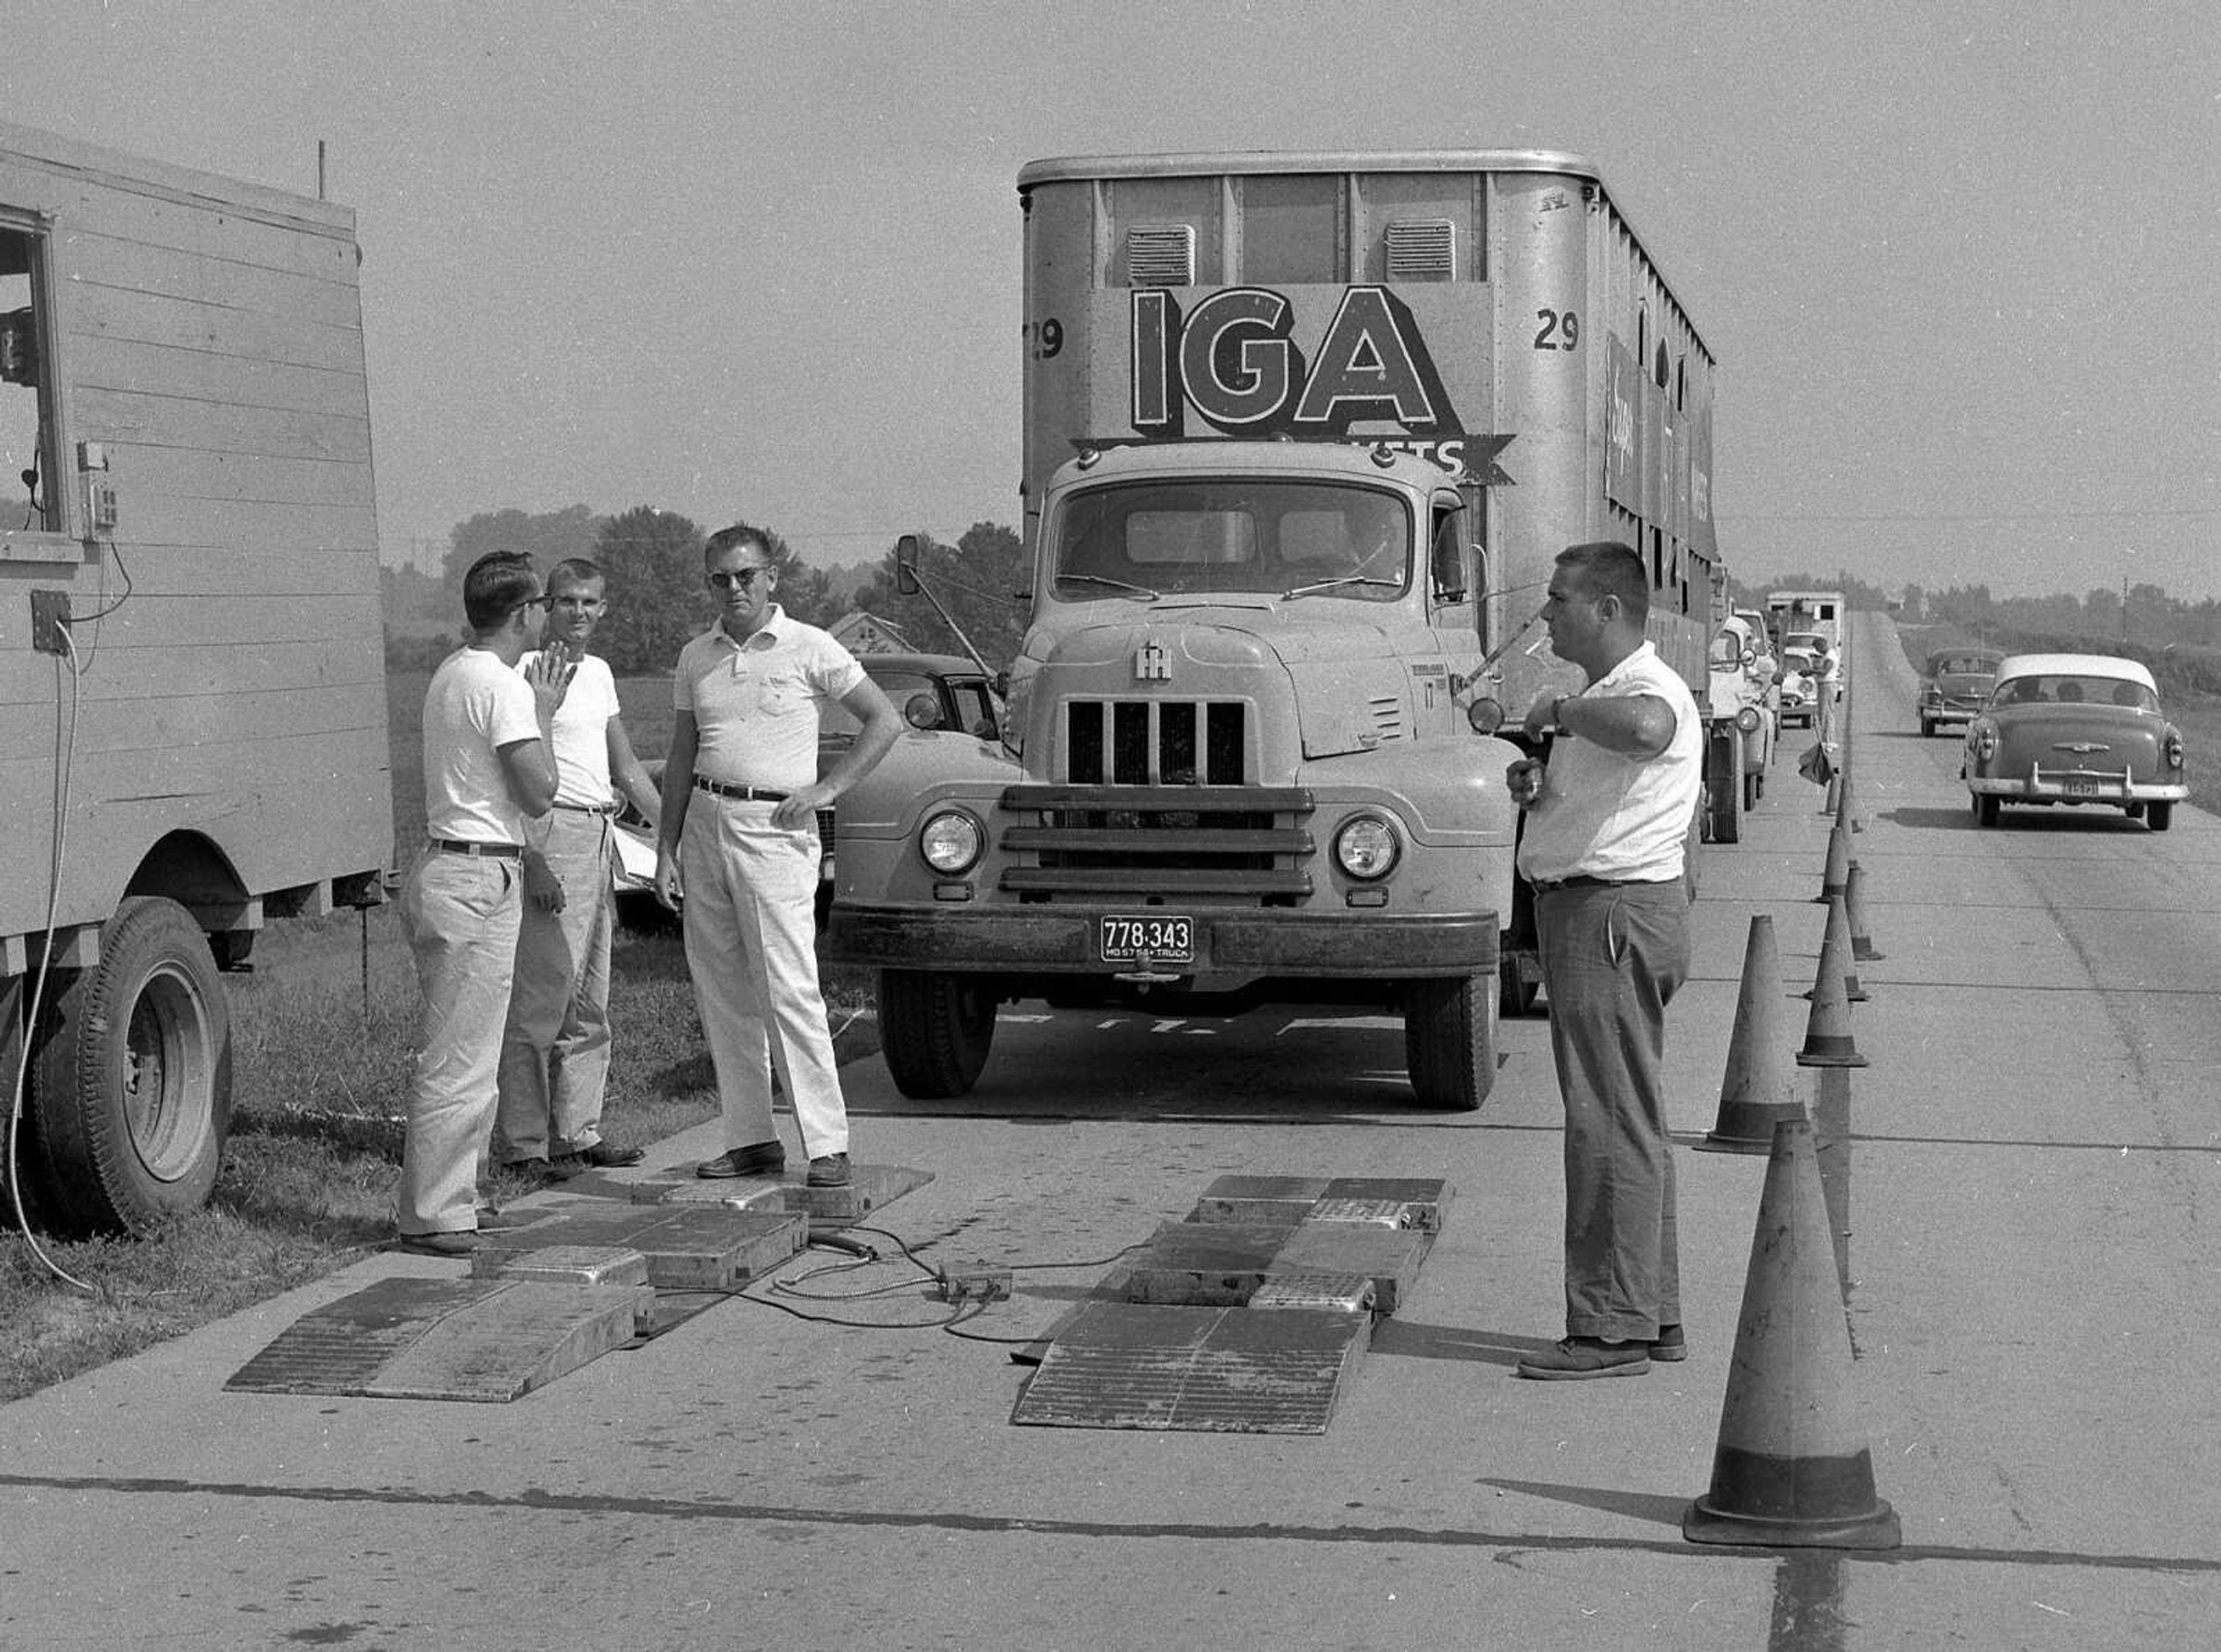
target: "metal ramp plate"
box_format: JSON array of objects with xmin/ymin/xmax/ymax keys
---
[
  {"xmin": 1012, "ymin": 1301, "xmax": 1371, "ymax": 1434},
  {"xmin": 225, "ymin": 1277, "xmax": 652, "ymax": 1403},
  {"xmin": 1117, "ymin": 1220, "xmax": 1297, "ymax": 1306},
  {"xmin": 1186, "ymin": 1174, "xmax": 1451, "ymax": 1233},
  {"xmin": 1267, "ymin": 1223, "xmax": 1433, "ymax": 1315},
  {"xmin": 467, "ymin": 1205, "xmax": 805, "ymax": 1289},
  {"xmin": 637, "ymin": 1163, "xmax": 934, "ymax": 1226}
]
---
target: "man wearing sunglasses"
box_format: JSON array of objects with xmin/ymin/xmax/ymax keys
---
[{"xmin": 655, "ymin": 524, "xmax": 902, "ymax": 1188}]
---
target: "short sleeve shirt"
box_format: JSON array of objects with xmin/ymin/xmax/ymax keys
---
[
  {"xmin": 1516, "ymin": 640, "xmax": 1703, "ymax": 885},
  {"xmin": 673, "ymin": 606, "xmax": 865, "ymax": 791},
  {"xmin": 421, "ymin": 646, "xmax": 541, "ymax": 845},
  {"xmin": 518, "ymin": 650, "xmax": 617, "ymax": 805}
]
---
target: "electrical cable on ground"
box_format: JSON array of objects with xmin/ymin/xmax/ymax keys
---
[{"xmin": 7, "ymin": 632, "xmax": 95, "ymax": 1293}]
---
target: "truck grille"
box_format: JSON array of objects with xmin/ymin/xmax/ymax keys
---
[
  {"xmin": 1066, "ymin": 699, "xmax": 1247, "ymax": 786},
  {"xmin": 998, "ymin": 784, "xmax": 1315, "ymax": 898}
]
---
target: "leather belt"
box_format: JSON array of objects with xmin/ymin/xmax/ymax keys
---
[
  {"xmin": 1530, "ymin": 873, "xmax": 1639, "ymax": 894},
  {"xmin": 551, "ymin": 800, "xmax": 620, "ymax": 814},
  {"xmin": 694, "ymin": 777, "xmax": 791, "ymax": 803},
  {"xmin": 429, "ymin": 838, "xmax": 523, "ymax": 859}
]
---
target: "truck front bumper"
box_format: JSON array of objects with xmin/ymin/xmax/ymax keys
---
[{"xmin": 825, "ymin": 902, "xmax": 1497, "ymax": 979}]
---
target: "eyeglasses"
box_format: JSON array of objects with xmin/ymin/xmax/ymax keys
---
[
  {"xmin": 708, "ymin": 567, "xmax": 770, "ymax": 589},
  {"xmin": 513, "ymin": 593, "xmax": 556, "ymax": 613}
]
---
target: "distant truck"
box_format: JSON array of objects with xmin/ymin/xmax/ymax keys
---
[
  {"xmin": 2, "ymin": 123, "xmax": 389, "ymax": 1235},
  {"xmin": 1766, "ymin": 589, "xmax": 1847, "ymax": 659},
  {"xmin": 827, "ymin": 149, "xmax": 1728, "ymax": 1108}
]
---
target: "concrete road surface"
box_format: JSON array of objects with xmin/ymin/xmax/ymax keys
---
[{"xmin": 3, "ymin": 614, "xmax": 2218, "ymax": 1650}]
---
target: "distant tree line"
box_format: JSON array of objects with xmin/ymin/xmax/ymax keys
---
[{"xmin": 383, "ymin": 505, "xmax": 1027, "ymax": 677}]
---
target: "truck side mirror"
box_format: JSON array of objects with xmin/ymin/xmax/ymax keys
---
[{"xmin": 895, "ymin": 533, "xmax": 922, "ymax": 596}]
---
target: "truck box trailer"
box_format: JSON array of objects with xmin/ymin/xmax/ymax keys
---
[
  {"xmin": 827, "ymin": 149, "xmax": 1727, "ymax": 1105},
  {"xmin": 2, "ymin": 121, "xmax": 390, "ymax": 1235}
]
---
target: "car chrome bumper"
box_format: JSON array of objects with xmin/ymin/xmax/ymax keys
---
[{"xmin": 1967, "ymin": 775, "xmax": 2189, "ymax": 802}]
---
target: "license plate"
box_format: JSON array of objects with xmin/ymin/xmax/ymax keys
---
[
  {"xmin": 1100, "ymin": 913, "xmax": 1194, "ymax": 965},
  {"xmin": 2062, "ymin": 777, "xmax": 2098, "ymax": 798}
]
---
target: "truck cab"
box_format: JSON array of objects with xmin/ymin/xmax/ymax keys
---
[{"xmin": 828, "ymin": 438, "xmax": 1522, "ymax": 1111}]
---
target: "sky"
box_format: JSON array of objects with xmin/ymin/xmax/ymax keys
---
[{"xmin": 3, "ymin": 0, "xmax": 2217, "ymax": 600}]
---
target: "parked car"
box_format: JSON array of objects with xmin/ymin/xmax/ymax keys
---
[
  {"xmin": 613, "ymin": 650, "xmax": 1005, "ymax": 931},
  {"xmin": 1707, "ymin": 614, "xmax": 1779, "ymax": 807},
  {"xmin": 1962, "ymin": 652, "xmax": 2186, "ymax": 830},
  {"xmin": 1778, "ymin": 646, "xmax": 1819, "ymax": 728},
  {"xmin": 1917, "ymin": 646, "xmax": 2003, "ymax": 738}
]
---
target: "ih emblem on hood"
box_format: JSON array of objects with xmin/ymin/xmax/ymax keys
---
[{"xmin": 1135, "ymin": 639, "xmax": 1171, "ymax": 682}]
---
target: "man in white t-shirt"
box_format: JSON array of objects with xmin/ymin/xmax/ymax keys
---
[
  {"xmin": 653, "ymin": 524, "xmax": 902, "ymax": 1188},
  {"xmin": 496, "ymin": 559, "xmax": 662, "ymax": 1182},
  {"xmin": 394, "ymin": 552, "xmax": 571, "ymax": 1256},
  {"xmin": 1504, "ymin": 541, "xmax": 1702, "ymax": 1380}
]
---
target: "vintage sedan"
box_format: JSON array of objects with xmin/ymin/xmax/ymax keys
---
[
  {"xmin": 1917, "ymin": 646, "xmax": 2002, "ymax": 737},
  {"xmin": 1777, "ymin": 646, "xmax": 1818, "ymax": 728},
  {"xmin": 1962, "ymin": 652, "xmax": 2187, "ymax": 831},
  {"xmin": 613, "ymin": 650, "xmax": 1005, "ymax": 930}
]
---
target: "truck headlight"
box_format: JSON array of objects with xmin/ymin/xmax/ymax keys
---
[
  {"xmin": 1466, "ymin": 697, "xmax": 1504, "ymax": 734},
  {"xmin": 1333, "ymin": 813, "xmax": 1400, "ymax": 880},
  {"xmin": 918, "ymin": 808, "xmax": 985, "ymax": 875},
  {"xmin": 1735, "ymin": 706, "xmax": 1762, "ymax": 733}
]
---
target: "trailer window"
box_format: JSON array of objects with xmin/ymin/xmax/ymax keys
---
[{"xmin": 1, "ymin": 223, "xmax": 60, "ymax": 534}]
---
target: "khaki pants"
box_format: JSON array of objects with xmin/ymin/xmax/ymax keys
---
[
  {"xmin": 397, "ymin": 851, "xmax": 522, "ymax": 1235},
  {"xmin": 496, "ymin": 809, "xmax": 615, "ymax": 1163},
  {"xmin": 680, "ymin": 795, "xmax": 848, "ymax": 1161}
]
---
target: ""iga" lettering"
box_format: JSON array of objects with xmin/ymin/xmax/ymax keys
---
[{"xmin": 1130, "ymin": 286, "xmax": 1457, "ymax": 437}]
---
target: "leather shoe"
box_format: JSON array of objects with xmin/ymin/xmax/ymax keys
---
[
  {"xmin": 474, "ymin": 1206, "xmax": 534, "ymax": 1231},
  {"xmin": 698, "ymin": 1141, "xmax": 786, "ymax": 1179},
  {"xmin": 393, "ymin": 1230, "xmax": 478, "ymax": 1258},
  {"xmin": 806, "ymin": 1152, "xmax": 852, "ymax": 1188},
  {"xmin": 499, "ymin": 1157, "xmax": 580, "ymax": 1185},
  {"xmin": 1515, "ymin": 1336, "xmax": 1651, "ymax": 1380},
  {"xmin": 1650, "ymin": 1324, "xmax": 1687, "ymax": 1363},
  {"xmin": 556, "ymin": 1141, "xmax": 645, "ymax": 1170}
]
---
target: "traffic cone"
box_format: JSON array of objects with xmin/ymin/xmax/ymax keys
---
[
  {"xmin": 1832, "ymin": 766, "xmax": 1859, "ymax": 831},
  {"xmin": 1816, "ymin": 814, "xmax": 1850, "ymax": 904},
  {"xmin": 1796, "ymin": 902, "xmax": 1867, "ymax": 1068},
  {"xmin": 1684, "ymin": 1119, "xmax": 1900, "ymax": 1549},
  {"xmin": 1700, "ymin": 916, "xmax": 1805, "ymax": 1155},
  {"xmin": 1845, "ymin": 861, "xmax": 1883, "ymax": 961},
  {"xmin": 1802, "ymin": 893, "xmax": 1868, "ymax": 1005}
]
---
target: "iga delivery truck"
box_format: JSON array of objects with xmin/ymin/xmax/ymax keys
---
[
  {"xmin": 2, "ymin": 123, "xmax": 389, "ymax": 1235},
  {"xmin": 827, "ymin": 149, "xmax": 1724, "ymax": 1110}
]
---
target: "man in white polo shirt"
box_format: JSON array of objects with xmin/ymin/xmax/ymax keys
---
[
  {"xmin": 496, "ymin": 558, "xmax": 663, "ymax": 1182},
  {"xmin": 396, "ymin": 551, "xmax": 571, "ymax": 1256},
  {"xmin": 653, "ymin": 524, "xmax": 902, "ymax": 1188},
  {"xmin": 1505, "ymin": 541, "xmax": 1702, "ymax": 1379}
]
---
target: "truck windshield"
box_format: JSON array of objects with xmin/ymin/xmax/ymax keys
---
[{"xmin": 1049, "ymin": 480, "xmax": 1411, "ymax": 602}]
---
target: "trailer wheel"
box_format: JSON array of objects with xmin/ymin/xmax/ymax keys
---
[
  {"xmin": 1404, "ymin": 972, "xmax": 1497, "ymax": 1111},
  {"xmin": 878, "ymin": 969, "xmax": 995, "ymax": 1098},
  {"xmin": 24, "ymin": 896, "xmax": 231, "ymax": 1236}
]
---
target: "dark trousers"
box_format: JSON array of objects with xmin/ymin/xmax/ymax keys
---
[{"xmin": 1535, "ymin": 879, "xmax": 1689, "ymax": 1340}]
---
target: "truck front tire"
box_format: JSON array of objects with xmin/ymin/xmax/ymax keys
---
[
  {"xmin": 23, "ymin": 896, "xmax": 232, "ymax": 1237},
  {"xmin": 1404, "ymin": 972, "xmax": 1497, "ymax": 1111},
  {"xmin": 879, "ymin": 969, "xmax": 996, "ymax": 1098}
]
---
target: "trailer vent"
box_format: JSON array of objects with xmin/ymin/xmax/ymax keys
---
[
  {"xmin": 1385, "ymin": 219, "xmax": 1456, "ymax": 282},
  {"xmin": 1126, "ymin": 224, "xmax": 1196, "ymax": 288}
]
